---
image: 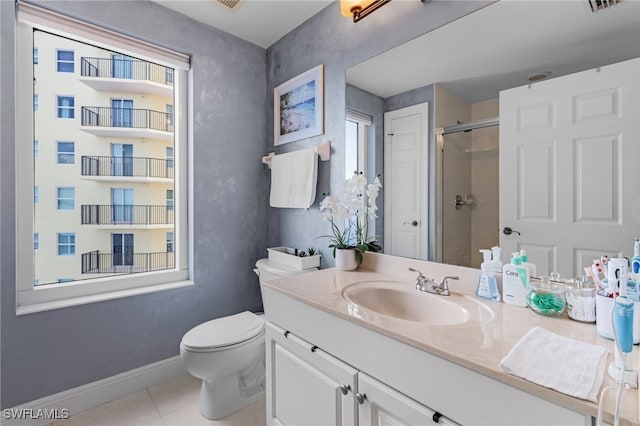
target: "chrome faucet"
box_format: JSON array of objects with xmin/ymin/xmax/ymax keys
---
[{"xmin": 408, "ymin": 268, "xmax": 459, "ymax": 296}]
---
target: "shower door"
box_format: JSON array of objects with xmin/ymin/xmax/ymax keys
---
[{"xmin": 440, "ymin": 123, "xmax": 499, "ymax": 268}]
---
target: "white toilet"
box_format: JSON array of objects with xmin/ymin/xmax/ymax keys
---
[{"xmin": 180, "ymin": 258, "xmax": 316, "ymax": 420}]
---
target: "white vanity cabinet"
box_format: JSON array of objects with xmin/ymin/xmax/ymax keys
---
[
  {"xmin": 266, "ymin": 323, "xmax": 458, "ymax": 426},
  {"xmin": 357, "ymin": 373, "xmax": 459, "ymax": 426},
  {"xmin": 266, "ymin": 323, "xmax": 357, "ymax": 426}
]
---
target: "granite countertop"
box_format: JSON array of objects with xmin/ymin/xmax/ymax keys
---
[{"xmin": 261, "ymin": 252, "xmax": 640, "ymax": 425}]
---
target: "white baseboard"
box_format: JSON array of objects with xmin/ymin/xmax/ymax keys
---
[{"xmin": 2, "ymin": 355, "xmax": 186, "ymax": 426}]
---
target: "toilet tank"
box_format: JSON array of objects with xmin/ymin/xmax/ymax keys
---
[{"xmin": 254, "ymin": 258, "xmax": 318, "ymax": 284}]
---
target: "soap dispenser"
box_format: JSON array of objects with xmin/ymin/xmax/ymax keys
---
[
  {"xmin": 503, "ymin": 252, "xmax": 529, "ymax": 307},
  {"xmin": 491, "ymin": 246, "xmax": 503, "ymax": 273},
  {"xmin": 519, "ymin": 249, "xmax": 537, "ymax": 278},
  {"xmin": 477, "ymin": 249, "xmax": 500, "ymax": 302}
]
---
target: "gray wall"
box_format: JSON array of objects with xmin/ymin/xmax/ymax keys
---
[
  {"xmin": 1, "ymin": 0, "xmax": 267, "ymax": 408},
  {"xmin": 266, "ymin": 1, "xmax": 490, "ymax": 266}
]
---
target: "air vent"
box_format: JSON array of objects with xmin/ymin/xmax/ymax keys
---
[
  {"xmin": 586, "ymin": 0, "xmax": 622, "ymax": 13},
  {"xmin": 215, "ymin": 0, "xmax": 244, "ymax": 12}
]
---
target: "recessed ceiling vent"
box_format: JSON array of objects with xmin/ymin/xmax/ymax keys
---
[
  {"xmin": 214, "ymin": 0, "xmax": 244, "ymax": 12},
  {"xmin": 586, "ymin": 0, "xmax": 622, "ymax": 13}
]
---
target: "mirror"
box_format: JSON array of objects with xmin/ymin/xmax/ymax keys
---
[{"xmin": 345, "ymin": 0, "xmax": 640, "ymax": 277}]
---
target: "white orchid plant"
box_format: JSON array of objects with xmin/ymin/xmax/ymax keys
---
[{"xmin": 319, "ymin": 172, "xmax": 382, "ymax": 264}]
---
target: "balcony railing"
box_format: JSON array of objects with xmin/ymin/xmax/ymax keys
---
[
  {"xmin": 81, "ymin": 205, "xmax": 174, "ymax": 225},
  {"xmin": 81, "ymin": 107, "xmax": 173, "ymax": 132},
  {"xmin": 81, "ymin": 156, "xmax": 174, "ymax": 179},
  {"xmin": 81, "ymin": 250, "xmax": 174, "ymax": 274},
  {"xmin": 80, "ymin": 57, "xmax": 174, "ymax": 86}
]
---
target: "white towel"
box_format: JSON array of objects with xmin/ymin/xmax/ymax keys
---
[
  {"xmin": 499, "ymin": 326, "xmax": 608, "ymax": 402},
  {"xmin": 269, "ymin": 149, "xmax": 318, "ymax": 208}
]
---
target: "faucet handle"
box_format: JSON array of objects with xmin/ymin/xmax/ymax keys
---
[{"xmin": 439, "ymin": 275, "xmax": 459, "ymax": 286}]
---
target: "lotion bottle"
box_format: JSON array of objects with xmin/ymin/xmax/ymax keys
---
[
  {"xmin": 477, "ymin": 249, "xmax": 500, "ymax": 302},
  {"xmin": 519, "ymin": 249, "xmax": 537, "ymax": 278},
  {"xmin": 632, "ymin": 237, "xmax": 640, "ymax": 274},
  {"xmin": 503, "ymin": 252, "xmax": 529, "ymax": 307}
]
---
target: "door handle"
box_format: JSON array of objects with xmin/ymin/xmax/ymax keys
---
[
  {"xmin": 503, "ymin": 227, "xmax": 521, "ymax": 236},
  {"xmin": 403, "ymin": 220, "xmax": 419, "ymax": 227}
]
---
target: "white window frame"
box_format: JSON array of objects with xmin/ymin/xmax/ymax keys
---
[
  {"xmin": 56, "ymin": 141, "xmax": 75, "ymax": 164},
  {"xmin": 56, "ymin": 187, "xmax": 75, "ymax": 210},
  {"xmin": 346, "ymin": 109, "xmax": 372, "ymax": 177},
  {"xmin": 56, "ymin": 49, "xmax": 74, "ymax": 73},
  {"xmin": 57, "ymin": 232, "xmax": 76, "ymax": 256},
  {"xmin": 15, "ymin": 1, "xmax": 193, "ymax": 315},
  {"xmin": 56, "ymin": 95, "xmax": 75, "ymax": 119}
]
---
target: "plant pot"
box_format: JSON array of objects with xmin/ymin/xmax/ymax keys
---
[{"xmin": 335, "ymin": 248, "xmax": 358, "ymax": 271}]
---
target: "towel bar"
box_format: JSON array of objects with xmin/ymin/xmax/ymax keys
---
[{"xmin": 262, "ymin": 140, "xmax": 330, "ymax": 169}]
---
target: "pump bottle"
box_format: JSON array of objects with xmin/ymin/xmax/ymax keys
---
[
  {"xmin": 477, "ymin": 249, "xmax": 500, "ymax": 302},
  {"xmin": 491, "ymin": 246, "xmax": 503, "ymax": 274},
  {"xmin": 519, "ymin": 249, "xmax": 537, "ymax": 278},
  {"xmin": 503, "ymin": 252, "xmax": 529, "ymax": 307}
]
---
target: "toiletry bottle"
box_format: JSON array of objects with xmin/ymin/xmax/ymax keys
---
[
  {"xmin": 477, "ymin": 249, "xmax": 500, "ymax": 302},
  {"xmin": 632, "ymin": 237, "xmax": 640, "ymax": 274},
  {"xmin": 502, "ymin": 252, "xmax": 529, "ymax": 307},
  {"xmin": 491, "ymin": 246, "xmax": 503, "ymax": 274},
  {"xmin": 519, "ymin": 249, "xmax": 537, "ymax": 278}
]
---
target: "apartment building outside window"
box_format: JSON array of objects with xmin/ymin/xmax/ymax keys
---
[
  {"xmin": 16, "ymin": 1, "xmax": 191, "ymax": 314},
  {"xmin": 56, "ymin": 96, "xmax": 75, "ymax": 118},
  {"xmin": 56, "ymin": 49, "xmax": 74, "ymax": 72}
]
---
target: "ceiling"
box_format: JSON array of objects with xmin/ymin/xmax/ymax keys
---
[
  {"xmin": 151, "ymin": 0, "xmax": 333, "ymax": 49},
  {"xmin": 347, "ymin": 0, "xmax": 640, "ymax": 103}
]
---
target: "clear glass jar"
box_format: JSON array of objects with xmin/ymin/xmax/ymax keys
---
[
  {"xmin": 526, "ymin": 276, "xmax": 566, "ymax": 316},
  {"xmin": 565, "ymin": 285, "xmax": 596, "ymax": 322}
]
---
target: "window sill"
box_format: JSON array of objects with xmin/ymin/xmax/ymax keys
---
[{"xmin": 16, "ymin": 279, "xmax": 194, "ymax": 315}]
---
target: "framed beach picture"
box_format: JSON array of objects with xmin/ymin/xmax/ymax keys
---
[{"xmin": 274, "ymin": 64, "xmax": 324, "ymax": 146}]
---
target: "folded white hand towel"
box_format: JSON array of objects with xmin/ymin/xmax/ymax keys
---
[
  {"xmin": 499, "ymin": 326, "xmax": 608, "ymax": 402},
  {"xmin": 270, "ymin": 149, "xmax": 318, "ymax": 209}
]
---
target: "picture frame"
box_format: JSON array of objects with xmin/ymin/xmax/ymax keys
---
[{"xmin": 274, "ymin": 64, "xmax": 324, "ymax": 146}]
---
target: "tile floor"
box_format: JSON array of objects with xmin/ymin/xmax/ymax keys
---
[{"xmin": 50, "ymin": 375, "xmax": 266, "ymax": 426}]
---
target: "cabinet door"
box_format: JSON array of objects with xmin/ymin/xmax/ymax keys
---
[
  {"xmin": 266, "ymin": 323, "xmax": 358, "ymax": 426},
  {"xmin": 357, "ymin": 373, "xmax": 460, "ymax": 426}
]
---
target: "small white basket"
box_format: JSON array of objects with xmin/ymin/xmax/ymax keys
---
[{"xmin": 267, "ymin": 246, "xmax": 320, "ymax": 270}]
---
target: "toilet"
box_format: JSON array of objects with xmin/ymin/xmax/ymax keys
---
[{"xmin": 180, "ymin": 258, "xmax": 316, "ymax": 420}]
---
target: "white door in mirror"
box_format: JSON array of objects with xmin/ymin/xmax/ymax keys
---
[
  {"xmin": 499, "ymin": 58, "xmax": 640, "ymax": 278},
  {"xmin": 383, "ymin": 103, "xmax": 429, "ymax": 260}
]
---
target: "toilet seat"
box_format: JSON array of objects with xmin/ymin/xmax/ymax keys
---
[{"xmin": 181, "ymin": 311, "xmax": 265, "ymax": 353}]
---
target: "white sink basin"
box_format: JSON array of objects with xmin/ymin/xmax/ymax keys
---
[{"xmin": 342, "ymin": 281, "xmax": 493, "ymax": 326}]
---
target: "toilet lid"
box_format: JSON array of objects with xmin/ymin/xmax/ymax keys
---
[{"xmin": 182, "ymin": 311, "xmax": 265, "ymax": 350}]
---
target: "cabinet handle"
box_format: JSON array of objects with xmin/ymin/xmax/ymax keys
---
[
  {"xmin": 339, "ymin": 384, "xmax": 351, "ymax": 395},
  {"xmin": 310, "ymin": 345, "xmax": 318, "ymax": 352},
  {"xmin": 355, "ymin": 393, "xmax": 367, "ymax": 404}
]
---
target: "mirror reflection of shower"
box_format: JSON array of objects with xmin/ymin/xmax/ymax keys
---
[{"xmin": 436, "ymin": 86, "xmax": 499, "ymax": 269}]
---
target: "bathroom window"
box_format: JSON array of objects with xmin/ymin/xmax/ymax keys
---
[
  {"xmin": 15, "ymin": 2, "xmax": 192, "ymax": 314},
  {"xmin": 345, "ymin": 110, "xmax": 371, "ymax": 178}
]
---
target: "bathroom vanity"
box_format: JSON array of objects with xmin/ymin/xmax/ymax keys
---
[{"xmin": 260, "ymin": 253, "xmax": 640, "ymax": 426}]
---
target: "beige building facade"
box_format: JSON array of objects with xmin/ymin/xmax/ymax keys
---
[{"xmin": 33, "ymin": 30, "xmax": 175, "ymax": 285}]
